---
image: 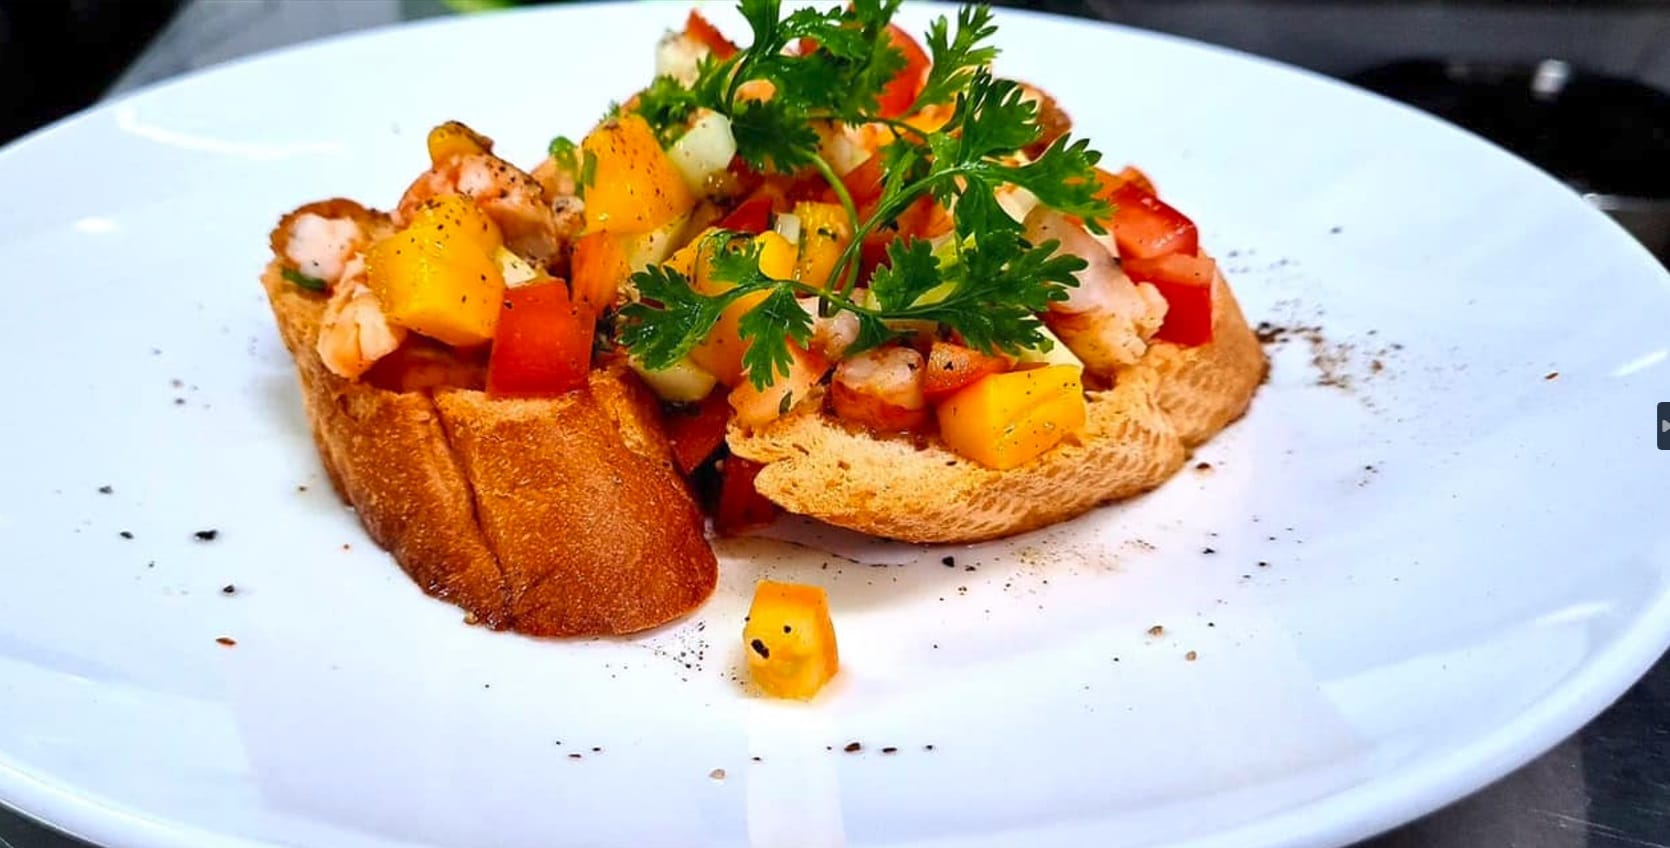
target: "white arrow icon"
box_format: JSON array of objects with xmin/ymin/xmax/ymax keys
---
[{"xmin": 1663, "ymin": 419, "xmax": 1669, "ymax": 433}]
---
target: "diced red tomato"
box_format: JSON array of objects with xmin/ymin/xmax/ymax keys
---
[
  {"xmin": 923, "ymin": 341, "xmax": 1010, "ymax": 402},
  {"xmin": 485, "ymin": 279, "xmax": 597, "ymax": 398},
  {"xmin": 828, "ymin": 154, "xmax": 885, "ymax": 208},
  {"xmin": 875, "ymin": 25, "xmax": 930, "ymax": 118},
  {"xmin": 1123, "ymin": 254, "xmax": 1216, "ymax": 346},
  {"xmin": 1105, "ymin": 182, "xmax": 1197, "ymax": 260},
  {"xmin": 685, "ymin": 10, "xmax": 738, "ymax": 59},
  {"xmin": 665, "ymin": 391, "xmax": 732, "ymax": 475},
  {"xmin": 717, "ymin": 195, "xmax": 774, "ymax": 234},
  {"xmin": 1093, "ymin": 165, "xmax": 1157, "ymax": 201},
  {"xmin": 717, "ymin": 456, "xmax": 779, "ymax": 535}
]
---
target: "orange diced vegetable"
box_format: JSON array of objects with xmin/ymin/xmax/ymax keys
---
[
  {"xmin": 426, "ymin": 121, "xmax": 491, "ymax": 166},
  {"xmin": 936, "ymin": 365, "xmax": 1086, "ymax": 469},
  {"xmin": 743, "ymin": 580, "xmax": 838, "ymax": 699},
  {"xmin": 792, "ymin": 201, "xmax": 851, "ymax": 290},
  {"xmin": 690, "ymin": 232, "xmax": 797, "ymax": 387},
  {"xmin": 922, "ymin": 340, "xmax": 1009, "ymax": 402},
  {"xmin": 570, "ymin": 231, "xmax": 630, "ymax": 309},
  {"xmin": 581, "ymin": 114, "xmax": 695, "ymax": 235},
  {"xmin": 366, "ymin": 195, "xmax": 505, "ymax": 347}
]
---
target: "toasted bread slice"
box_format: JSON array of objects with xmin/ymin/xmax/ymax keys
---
[
  {"xmin": 262, "ymin": 260, "xmax": 717, "ymax": 636},
  {"xmin": 726, "ymin": 272, "xmax": 1266, "ymax": 543}
]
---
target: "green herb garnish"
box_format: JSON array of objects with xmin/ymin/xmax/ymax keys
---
[
  {"xmin": 281, "ymin": 267, "xmax": 328, "ymax": 292},
  {"xmin": 618, "ymin": 0, "xmax": 1112, "ymax": 389}
]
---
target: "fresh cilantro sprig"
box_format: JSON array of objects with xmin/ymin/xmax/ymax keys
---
[{"xmin": 617, "ymin": 1, "xmax": 1115, "ymax": 389}]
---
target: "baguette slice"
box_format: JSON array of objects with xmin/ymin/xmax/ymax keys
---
[
  {"xmin": 263, "ymin": 260, "xmax": 717, "ymax": 637},
  {"xmin": 726, "ymin": 272, "xmax": 1266, "ymax": 543}
]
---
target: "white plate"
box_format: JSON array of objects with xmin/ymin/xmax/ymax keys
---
[{"xmin": 1, "ymin": 4, "xmax": 1666, "ymax": 847}]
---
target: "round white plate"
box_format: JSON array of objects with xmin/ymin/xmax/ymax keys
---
[{"xmin": 0, "ymin": 4, "xmax": 1665, "ymax": 847}]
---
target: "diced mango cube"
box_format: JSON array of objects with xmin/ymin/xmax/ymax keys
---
[
  {"xmin": 743, "ymin": 580, "xmax": 838, "ymax": 700},
  {"xmin": 366, "ymin": 196, "xmax": 506, "ymax": 347},
  {"xmin": 936, "ymin": 364, "xmax": 1086, "ymax": 469}
]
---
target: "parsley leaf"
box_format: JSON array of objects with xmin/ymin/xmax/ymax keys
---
[
  {"xmin": 906, "ymin": 232, "xmax": 1084, "ymax": 355},
  {"xmin": 912, "ymin": 5, "xmax": 999, "ymax": 111},
  {"xmin": 633, "ymin": 75, "xmax": 705, "ymax": 143},
  {"xmin": 618, "ymin": 262, "xmax": 742, "ymax": 369},
  {"xmin": 729, "ymin": 97, "xmax": 821, "ymax": 171},
  {"xmin": 546, "ymin": 135, "xmax": 578, "ymax": 172},
  {"xmin": 868, "ymin": 238, "xmax": 944, "ymax": 311},
  {"xmin": 281, "ymin": 267, "xmax": 327, "ymax": 292},
  {"xmin": 738, "ymin": 287, "xmax": 815, "ymax": 387}
]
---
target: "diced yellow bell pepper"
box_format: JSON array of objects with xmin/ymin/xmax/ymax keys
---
[
  {"xmin": 792, "ymin": 201, "xmax": 852, "ymax": 290},
  {"xmin": 743, "ymin": 580, "xmax": 839, "ymax": 700},
  {"xmin": 936, "ymin": 365, "xmax": 1087, "ymax": 469},
  {"xmin": 581, "ymin": 114, "xmax": 696, "ymax": 236},
  {"xmin": 689, "ymin": 232, "xmax": 797, "ymax": 386},
  {"xmin": 366, "ymin": 196, "xmax": 506, "ymax": 347},
  {"xmin": 426, "ymin": 121, "xmax": 492, "ymax": 166}
]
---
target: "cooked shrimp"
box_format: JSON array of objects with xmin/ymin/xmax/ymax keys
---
[
  {"xmin": 831, "ymin": 346, "xmax": 929, "ymax": 433},
  {"xmin": 1024, "ymin": 207, "xmax": 1167, "ymax": 374},
  {"xmin": 396, "ymin": 152, "xmax": 561, "ymax": 263},
  {"xmin": 811, "ymin": 310, "xmax": 861, "ymax": 361},
  {"xmin": 315, "ymin": 256, "xmax": 406, "ymax": 380},
  {"xmin": 271, "ymin": 198, "xmax": 379, "ymax": 288}
]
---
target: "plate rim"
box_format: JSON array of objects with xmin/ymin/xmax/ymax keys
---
[{"xmin": 1, "ymin": 4, "xmax": 1667, "ymax": 847}]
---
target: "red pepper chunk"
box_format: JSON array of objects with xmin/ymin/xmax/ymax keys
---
[
  {"xmin": 1123, "ymin": 254, "xmax": 1216, "ymax": 346},
  {"xmin": 665, "ymin": 392, "xmax": 732, "ymax": 475},
  {"xmin": 685, "ymin": 10, "xmax": 738, "ymax": 59},
  {"xmin": 717, "ymin": 456, "xmax": 779, "ymax": 536},
  {"xmin": 1106, "ymin": 183, "xmax": 1198, "ymax": 260},
  {"xmin": 717, "ymin": 195, "xmax": 774, "ymax": 234},
  {"xmin": 485, "ymin": 279, "xmax": 596, "ymax": 398},
  {"xmin": 923, "ymin": 341, "xmax": 1009, "ymax": 402}
]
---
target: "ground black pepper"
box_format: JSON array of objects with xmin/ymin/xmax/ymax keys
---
[
  {"xmin": 844, "ymin": 742, "xmax": 862, "ymax": 753},
  {"xmin": 97, "ymin": 485, "xmax": 113, "ymax": 494},
  {"xmin": 941, "ymin": 555, "xmax": 955, "ymax": 567},
  {"xmin": 221, "ymin": 585, "xmax": 236, "ymax": 595},
  {"xmin": 215, "ymin": 636, "xmax": 236, "ymax": 646},
  {"xmin": 750, "ymin": 638, "xmax": 770, "ymax": 659},
  {"xmin": 119, "ymin": 531, "xmax": 133, "ymax": 539},
  {"xmin": 194, "ymin": 530, "xmax": 219, "ymax": 541}
]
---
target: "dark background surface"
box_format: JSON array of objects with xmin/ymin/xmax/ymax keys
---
[{"xmin": 0, "ymin": 1, "xmax": 1666, "ymax": 846}]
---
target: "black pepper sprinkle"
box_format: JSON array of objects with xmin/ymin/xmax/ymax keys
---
[
  {"xmin": 782, "ymin": 624, "xmax": 792, "ymax": 634},
  {"xmin": 1203, "ymin": 547, "xmax": 1216, "ymax": 555},
  {"xmin": 119, "ymin": 531, "xmax": 134, "ymax": 539},
  {"xmin": 97, "ymin": 485, "xmax": 113, "ymax": 494},
  {"xmin": 843, "ymin": 742, "xmax": 862, "ymax": 753},
  {"xmin": 568, "ymin": 753, "xmax": 583, "ymax": 760},
  {"xmin": 750, "ymin": 638, "xmax": 770, "ymax": 659},
  {"xmin": 504, "ymin": 299, "xmax": 514, "ymax": 310},
  {"xmin": 751, "ymin": 756, "xmax": 762, "ymax": 763},
  {"xmin": 592, "ymin": 746, "xmax": 601, "ymax": 752},
  {"xmin": 221, "ymin": 585, "xmax": 236, "ymax": 595},
  {"xmin": 194, "ymin": 530, "xmax": 219, "ymax": 541},
  {"xmin": 942, "ymin": 555, "xmax": 956, "ymax": 567},
  {"xmin": 881, "ymin": 746, "xmax": 897, "ymax": 754},
  {"xmin": 924, "ymin": 744, "xmax": 935, "ymax": 751}
]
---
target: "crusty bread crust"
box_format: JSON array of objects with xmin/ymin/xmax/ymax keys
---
[
  {"xmin": 726, "ymin": 272, "xmax": 1266, "ymax": 543},
  {"xmin": 262, "ymin": 260, "xmax": 717, "ymax": 636}
]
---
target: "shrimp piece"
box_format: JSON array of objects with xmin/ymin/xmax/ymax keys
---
[
  {"xmin": 831, "ymin": 346, "xmax": 929, "ymax": 433},
  {"xmin": 811, "ymin": 310, "xmax": 861, "ymax": 362},
  {"xmin": 315, "ymin": 256, "xmax": 407, "ymax": 380},
  {"xmin": 271, "ymin": 198, "xmax": 378, "ymax": 288},
  {"xmin": 1024, "ymin": 207, "xmax": 1167, "ymax": 375},
  {"xmin": 397, "ymin": 152, "xmax": 561, "ymax": 264}
]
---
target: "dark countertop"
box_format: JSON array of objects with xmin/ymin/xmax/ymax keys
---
[{"xmin": 1, "ymin": 2, "xmax": 1665, "ymax": 846}]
